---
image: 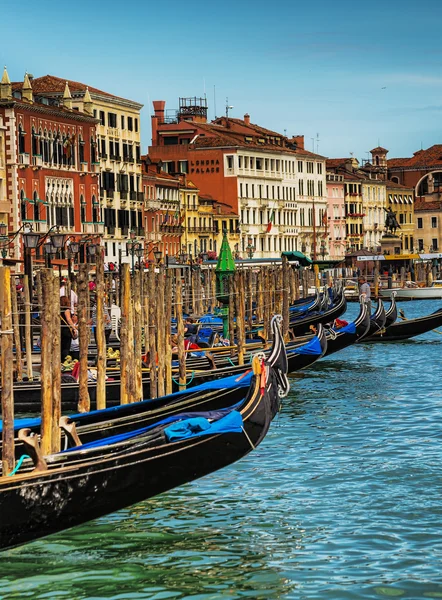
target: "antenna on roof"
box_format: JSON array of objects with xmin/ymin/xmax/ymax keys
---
[
  {"xmin": 311, "ymin": 137, "xmax": 315, "ymax": 151},
  {"xmin": 213, "ymin": 85, "xmax": 217, "ymax": 120},
  {"xmin": 225, "ymin": 97, "xmax": 233, "ymax": 118},
  {"xmin": 316, "ymin": 133, "xmax": 320, "ymax": 154}
]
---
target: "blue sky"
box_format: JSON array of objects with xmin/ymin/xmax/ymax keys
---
[{"xmin": 2, "ymin": 0, "xmax": 442, "ymax": 161}]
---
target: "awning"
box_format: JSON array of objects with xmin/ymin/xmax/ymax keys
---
[{"xmin": 282, "ymin": 251, "xmax": 313, "ymax": 267}]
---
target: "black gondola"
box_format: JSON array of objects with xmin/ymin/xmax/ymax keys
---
[
  {"xmin": 0, "ymin": 317, "xmax": 289, "ymax": 551},
  {"xmin": 290, "ymin": 286, "xmax": 347, "ymax": 335},
  {"xmin": 357, "ymin": 298, "xmax": 386, "ymax": 340},
  {"xmin": 363, "ymin": 307, "xmax": 442, "ymax": 342}
]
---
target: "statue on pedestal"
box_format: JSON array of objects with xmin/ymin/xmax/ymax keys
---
[{"xmin": 383, "ymin": 208, "xmax": 401, "ymax": 235}]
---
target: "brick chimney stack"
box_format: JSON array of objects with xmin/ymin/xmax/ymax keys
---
[
  {"xmin": 151, "ymin": 100, "xmax": 166, "ymax": 145},
  {"xmin": 244, "ymin": 113, "xmax": 250, "ymax": 125}
]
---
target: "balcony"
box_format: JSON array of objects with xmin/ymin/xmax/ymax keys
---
[
  {"xmin": 347, "ymin": 213, "xmax": 365, "ymax": 218},
  {"xmin": 120, "ymin": 191, "xmax": 128, "ymax": 200},
  {"xmin": 110, "ymin": 154, "xmax": 121, "ymax": 161},
  {"xmin": 19, "ymin": 153, "xmax": 30, "ymax": 166},
  {"xmin": 159, "ymin": 224, "xmax": 183, "ymax": 234},
  {"xmin": 137, "ymin": 191, "xmax": 144, "ymax": 202},
  {"xmin": 130, "ymin": 191, "xmax": 137, "ymax": 201},
  {"xmin": 32, "ymin": 155, "xmax": 42, "ymax": 168},
  {"xmin": 107, "ymin": 190, "xmax": 114, "ymax": 199},
  {"xmin": 107, "ymin": 127, "xmax": 121, "ymax": 137},
  {"xmin": 80, "ymin": 161, "xmax": 88, "ymax": 173},
  {"xmin": 145, "ymin": 199, "xmax": 161, "ymax": 211},
  {"xmin": 100, "ymin": 153, "xmax": 108, "ymax": 159},
  {"xmin": 106, "ymin": 226, "xmax": 116, "ymax": 235},
  {"xmin": 187, "ymin": 226, "xmax": 217, "ymax": 233},
  {"xmin": 146, "ymin": 231, "xmax": 162, "ymax": 242}
]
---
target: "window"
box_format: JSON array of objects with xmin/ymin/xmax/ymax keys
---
[
  {"xmin": 417, "ymin": 217, "xmax": 423, "ymax": 229},
  {"xmin": 108, "ymin": 112, "xmax": 117, "ymax": 127},
  {"xmin": 128, "ymin": 117, "xmax": 133, "ymax": 131},
  {"xmin": 317, "ymin": 163, "xmax": 322, "ymax": 174},
  {"xmin": 256, "ymin": 158, "xmax": 262, "ymax": 170},
  {"xmin": 18, "ymin": 126, "xmax": 26, "ymax": 154},
  {"xmin": 298, "ymin": 180, "xmax": 304, "ymax": 195},
  {"xmin": 418, "ymin": 238, "xmax": 424, "ymax": 251},
  {"xmin": 432, "ymin": 239, "xmax": 438, "ymax": 251},
  {"xmin": 307, "ymin": 162, "xmax": 314, "ymax": 174},
  {"xmin": 99, "ymin": 111, "xmax": 105, "ymax": 126},
  {"xmin": 100, "ymin": 138, "xmax": 106, "ymax": 157},
  {"xmin": 135, "ymin": 118, "xmax": 138, "ymax": 132},
  {"xmin": 121, "ymin": 115, "xmax": 125, "ymax": 129},
  {"xmin": 298, "ymin": 161, "xmax": 303, "ymax": 173},
  {"xmin": 432, "ymin": 217, "xmax": 437, "ymax": 228},
  {"xmin": 227, "ymin": 155, "xmax": 234, "ymax": 169}
]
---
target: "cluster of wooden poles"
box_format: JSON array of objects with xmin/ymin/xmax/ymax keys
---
[{"xmin": 1, "ymin": 254, "xmax": 307, "ymax": 475}]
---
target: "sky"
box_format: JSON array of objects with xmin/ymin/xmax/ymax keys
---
[{"xmin": 2, "ymin": 0, "xmax": 442, "ymax": 161}]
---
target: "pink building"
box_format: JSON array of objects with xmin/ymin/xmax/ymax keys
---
[{"xmin": 326, "ymin": 172, "xmax": 346, "ymax": 259}]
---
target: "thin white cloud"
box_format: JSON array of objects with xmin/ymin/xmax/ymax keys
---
[{"xmin": 384, "ymin": 73, "xmax": 442, "ymax": 86}]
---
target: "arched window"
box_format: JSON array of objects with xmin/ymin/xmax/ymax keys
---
[
  {"xmin": 90, "ymin": 137, "xmax": 97, "ymax": 164},
  {"xmin": 31, "ymin": 127, "xmax": 39, "ymax": 156},
  {"xmin": 18, "ymin": 125, "xmax": 26, "ymax": 154},
  {"xmin": 53, "ymin": 131, "xmax": 58, "ymax": 165},
  {"xmin": 391, "ymin": 176, "xmax": 399, "ymax": 184},
  {"xmin": 33, "ymin": 191, "xmax": 40, "ymax": 222},
  {"xmin": 20, "ymin": 190, "xmax": 26, "ymax": 221}
]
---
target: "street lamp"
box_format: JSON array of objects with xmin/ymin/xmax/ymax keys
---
[
  {"xmin": 320, "ymin": 243, "xmax": 327, "ymax": 261},
  {"xmin": 43, "ymin": 240, "xmax": 57, "ymax": 268},
  {"xmin": 0, "ymin": 222, "xmax": 8, "ymax": 260},
  {"xmin": 22, "ymin": 224, "xmax": 40, "ymax": 299},
  {"xmin": 246, "ymin": 236, "xmax": 255, "ymax": 259},
  {"xmin": 66, "ymin": 239, "xmax": 79, "ymax": 282},
  {"xmin": 179, "ymin": 252, "xmax": 188, "ymax": 264},
  {"xmin": 153, "ymin": 247, "xmax": 162, "ymax": 264}
]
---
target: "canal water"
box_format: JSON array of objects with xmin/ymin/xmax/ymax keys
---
[{"xmin": 1, "ymin": 300, "xmax": 442, "ymax": 599}]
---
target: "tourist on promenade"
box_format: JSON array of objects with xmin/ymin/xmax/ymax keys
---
[{"xmin": 358, "ymin": 276, "xmax": 372, "ymax": 311}]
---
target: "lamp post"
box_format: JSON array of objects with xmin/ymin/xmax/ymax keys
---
[
  {"xmin": 320, "ymin": 242, "xmax": 327, "ymax": 261},
  {"xmin": 246, "ymin": 236, "xmax": 255, "ymax": 259},
  {"xmin": 66, "ymin": 240, "xmax": 79, "ymax": 282},
  {"xmin": 0, "ymin": 222, "xmax": 8, "ymax": 261},
  {"xmin": 22, "ymin": 224, "xmax": 40, "ymax": 300},
  {"xmin": 153, "ymin": 247, "xmax": 162, "ymax": 265}
]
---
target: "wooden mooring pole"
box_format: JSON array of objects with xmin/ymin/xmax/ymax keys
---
[
  {"xmin": 1, "ymin": 267, "xmax": 15, "ymax": 476},
  {"xmin": 95, "ymin": 248, "xmax": 106, "ymax": 410}
]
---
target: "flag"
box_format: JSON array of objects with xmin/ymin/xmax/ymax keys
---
[
  {"xmin": 163, "ymin": 210, "xmax": 169, "ymax": 224},
  {"xmin": 322, "ymin": 209, "xmax": 328, "ymax": 226},
  {"xmin": 174, "ymin": 206, "xmax": 180, "ymax": 224},
  {"xmin": 266, "ymin": 209, "xmax": 274, "ymax": 233}
]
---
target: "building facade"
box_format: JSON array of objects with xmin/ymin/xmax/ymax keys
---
[
  {"xmin": 148, "ymin": 98, "xmax": 327, "ymax": 259},
  {"xmin": 388, "ymin": 145, "xmax": 441, "ymax": 253},
  {"xmin": 1, "ymin": 70, "xmax": 100, "ymax": 265},
  {"xmin": 11, "ymin": 74, "xmax": 144, "ymax": 264},
  {"xmin": 326, "ymin": 172, "xmax": 346, "ymax": 259}
]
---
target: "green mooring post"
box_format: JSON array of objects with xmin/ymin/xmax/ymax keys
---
[{"xmin": 215, "ymin": 233, "xmax": 236, "ymax": 339}]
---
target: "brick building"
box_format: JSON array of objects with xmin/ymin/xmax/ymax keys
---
[
  {"xmin": 388, "ymin": 145, "xmax": 442, "ymax": 253},
  {"xmin": 0, "ymin": 69, "xmax": 100, "ymax": 266},
  {"xmin": 148, "ymin": 98, "xmax": 327, "ymax": 259}
]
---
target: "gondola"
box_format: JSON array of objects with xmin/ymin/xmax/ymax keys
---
[
  {"xmin": 0, "ymin": 317, "xmax": 289, "ymax": 551},
  {"xmin": 363, "ymin": 307, "xmax": 442, "ymax": 342},
  {"xmin": 357, "ymin": 298, "xmax": 386, "ymax": 340},
  {"xmin": 5, "ymin": 319, "xmax": 320, "ymax": 414},
  {"xmin": 323, "ymin": 299, "xmax": 371, "ymax": 355},
  {"xmin": 289, "ymin": 286, "xmax": 347, "ymax": 335}
]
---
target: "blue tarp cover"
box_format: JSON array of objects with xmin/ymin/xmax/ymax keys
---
[
  {"xmin": 199, "ymin": 315, "xmax": 223, "ymax": 324},
  {"xmin": 164, "ymin": 410, "xmax": 243, "ymax": 442},
  {"xmin": 1, "ymin": 371, "xmax": 253, "ymax": 434},
  {"xmin": 334, "ymin": 322, "xmax": 357, "ymax": 335},
  {"xmin": 62, "ymin": 405, "xmax": 243, "ymax": 452},
  {"xmin": 291, "ymin": 335, "xmax": 323, "ymax": 356}
]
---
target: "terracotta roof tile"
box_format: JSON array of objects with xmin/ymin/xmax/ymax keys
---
[
  {"xmin": 388, "ymin": 145, "xmax": 442, "ymax": 169},
  {"xmin": 386, "ymin": 180, "xmax": 413, "ymax": 191},
  {"xmin": 414, "ymin": 199, "xmax": 442, "ymax": 211},
  {"xmin": 12, "ymin": 74, "xmax": 142, "ymax": 106},
  {"xmin": 370, "ymin": 146, "xmax": 388, "ymax": 153}
]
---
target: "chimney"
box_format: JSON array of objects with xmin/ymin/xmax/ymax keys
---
[
  {"xmin": 292, "ymin": 135, "xmax": 304, "ymax": 150},
  {"xmin": 153, "ymin": 100, "xmax": 166, "ymax": 122},
  {"xmin": 244, "ymin": 113, "xmax": 250, "ymax": 125},
  {"xmin": 151, "ymin": 100, "xmax": 166, "ymax": 146}
]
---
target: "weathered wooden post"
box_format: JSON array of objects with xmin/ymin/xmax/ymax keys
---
[
  {"xmin": 77, "ymin": 263, "xmax": 90, "ymax": 413},
  {"xmin": 228, "ymin": 278, "xmax": 235, "ymax": 354},
  {"xmin": 256, "ymin": 269, "xmax": 264, "ymax": 324},
  {"xmin": 51, "ymin": 273, "xmax": 61, "ymax": 453},
  {"xmin": 11, "ymin": 280, "xmax": 23, "ymax": 382},
  {"xmin": 133, "ymin": 269, "xmax": 143, "ymax": 403},
  {"xmin": 235, "ymin": 271, "xmax": 246, "ymax": 366},
  {"xmin": 156, "ymin": 268, "xmax": 166, "ymax": 398},
  {"xmin": 165, "ymin": 269, "xmax": 173, "ymax": 395},
  {"xmin": 95, "ymin": 247, "xmax": 106, "ymax": 410},
  {"xmin": 1, "ymin": 267, "xmax": 15, "ymax": 475},
  {"xmin": 148, "ymin": 265, "xmax": 157, "ymax": 399},
  {"xmin": 120, "ymin": 263, "xmax": 130, "ymax": 405},
  {"xmin": 23, "ymin": 275, "xmax": 33, "ymax": 381},
  {"xmin": 176, "ymin": 272, "xmax": 186, "ymax": 391},
  {"xmin": 374, "ymin": 264, "xmax": 380, "ymax": 298},
  {"xmin": 40, "ymin": 268, "xmax": 54, "ymax": 454},
  {"xmin": 143, "ymin": 271, "xmax": 150, "ymax": 356},
  {"xmin": 282, "ymin": 255, "xmax": 290, "ymax": 338}
]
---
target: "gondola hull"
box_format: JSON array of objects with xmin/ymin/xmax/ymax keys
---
[{"xmin": 364, "ymin": 308, "xmax": 442, "ymax": 341}]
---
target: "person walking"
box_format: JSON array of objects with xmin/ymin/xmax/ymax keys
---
[{"xmin": 358, "ymin": 276, "xmax": 372, "ymax": 312}]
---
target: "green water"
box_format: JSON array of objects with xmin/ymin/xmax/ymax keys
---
[{"xmin": 1, "ymin": 300, "xmax": 442, "ymax": 599}]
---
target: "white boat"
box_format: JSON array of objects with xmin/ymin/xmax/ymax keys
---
[{"xmin": 379, "ymin": 280, "xmax": 442, "ymax": 300}]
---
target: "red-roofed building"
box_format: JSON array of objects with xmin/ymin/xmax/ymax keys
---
[
  {"xmin": 0, "ymin": 69, "xmax": 100, "ymax": 270},
  {"xmin": 148, "ymin": 98, "xmax": 328, "ymax": 259},
  {"xmin": 388, "ymin": 144, "xmax": 442, "ymax": 252}
]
